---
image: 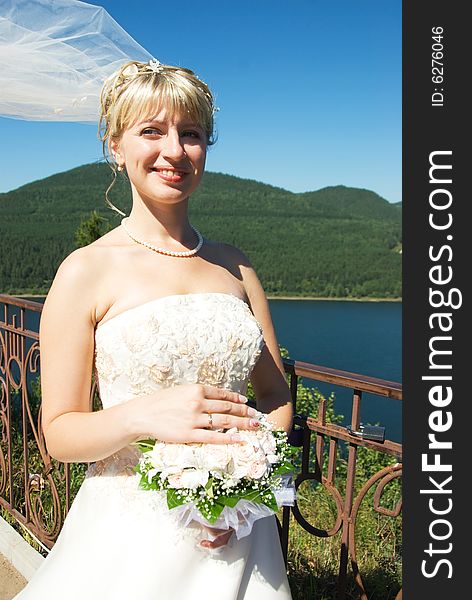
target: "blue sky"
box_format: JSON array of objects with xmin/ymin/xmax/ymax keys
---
[{"xmin": 0, "ymin": 0, "xmax": 401, "ymax": 202}]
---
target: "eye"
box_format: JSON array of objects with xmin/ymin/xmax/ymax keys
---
[
  {"xmin": 181, "ymin": 129, "xmax": 201, "ymax": 139},
  {"xmin": 141, "ymin": 127, "xmax": 162, "ymax": 136}
]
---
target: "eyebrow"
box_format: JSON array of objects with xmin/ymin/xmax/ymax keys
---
[{"xmin": 137, "ymin": 118, "xmax": 202, "ymax": 129}]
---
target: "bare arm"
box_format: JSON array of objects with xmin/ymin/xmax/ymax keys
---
[
  {"xmin": 40, "ymin": 249, "xmax": 257, "ymax": 464},
  {"xmin": 39, "ymin": 247, "xmax": 121, "ymax": 462},
  {"xmin": 237, "ymin": 249, "xmax": 293, "ymax": 433}
]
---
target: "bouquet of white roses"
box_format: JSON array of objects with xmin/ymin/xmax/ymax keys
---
[{"xmin": 134, "ymin": 412, "xmax": 296, "ymax": 540}]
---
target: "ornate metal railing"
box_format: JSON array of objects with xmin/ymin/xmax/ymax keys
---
[
  {"xmin": 280, "ymin": 360, "xmax": 402, "ymax": 600},
  {"xmin": 0, "ymin": 293, "xmax": 402, "ymax": 599}
]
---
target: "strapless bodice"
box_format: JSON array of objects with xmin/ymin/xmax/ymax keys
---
[{"xmin": 94, "ymin": 292, "xmax": 265, "ymax": 409}]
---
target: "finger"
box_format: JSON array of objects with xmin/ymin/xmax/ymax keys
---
[
  {"xmin": 202, "ymin": 400, "xmax": 258, "ymax": 418},
  {"xmin": 202, "ymin": 386, "xmax": 247, "ymax": 404},
  {"xmin": 190, "ymin": 429, "xmax": 243, "ymax": 444},
  {"xmin": 203, "ymin": 413, "xmax": 260, "ymax": 431},
  {"xmin": 202, "ymin": 530, "xmax": 234, "ymax": 549}
]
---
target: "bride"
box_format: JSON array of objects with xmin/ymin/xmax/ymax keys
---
[{"xmin": 15, "ymin": 60, "xmax": 293, "ymax": 599}]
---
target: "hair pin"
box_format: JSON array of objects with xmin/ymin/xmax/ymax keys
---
[{"xmin": 148, "ymin": 59, "xmax": 163, "ymax": 73}]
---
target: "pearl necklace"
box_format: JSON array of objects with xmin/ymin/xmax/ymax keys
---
[{"xmin": 121, "ymin": 217, "xmax": 203, "ymax": 257}]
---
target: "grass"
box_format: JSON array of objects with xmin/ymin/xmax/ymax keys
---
[{"xmin": 284, "ymin": 457, "xmax": 402, "ymax": 599}]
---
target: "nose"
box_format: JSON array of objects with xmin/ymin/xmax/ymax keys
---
[{"xmin": 161, "ymin": 127, "xmax": 186, "ymax": 160}]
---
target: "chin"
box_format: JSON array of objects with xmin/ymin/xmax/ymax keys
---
[{"xmin": 137, "ymin": 185, "xmax": 190, "ymax": 205}]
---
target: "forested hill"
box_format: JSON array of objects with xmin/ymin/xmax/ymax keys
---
[{"xmin": 0, "ymin": 163, "xmax": 402, "ymax": 298}]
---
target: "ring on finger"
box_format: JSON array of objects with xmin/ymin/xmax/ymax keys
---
[{"xmin": 206, "ymin": 413, "xmax": 213, "ymax": 429}]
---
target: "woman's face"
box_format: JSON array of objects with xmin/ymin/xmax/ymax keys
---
[{"xmin": 113, "ymin": 106, "xmax": 207, "ymax": 205}]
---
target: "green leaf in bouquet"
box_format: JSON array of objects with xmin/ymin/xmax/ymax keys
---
[
  {"xmin": 167, "ymin": 488, "xmax": 187, "ymax": 510},
  {"xmin": 241, "ymin": 488, "xmax": 278, "ymax": 512},
  {"xmin": 138, "ymin": 475, "xmax": 159, "ymax": 491},
  {"xmin": 271, "ymin": 461, "xmax": 295, "ymax": 476},
  {"xmin": 217, "ymin": 495, "xmax": 240, "ymax": 508},
  {"xmin": 198, "ymin": 499, "xmax": 226, "ymax": 524},
  {"xmin": 138, "ymin": 475, "xmax": 149, "ymax": 489},
  {"xmin": 240, "ymin": 488, "xmax": 265, "ymax": 504},
  {"xmin": 261, "ymin": 490, "xmax": 279, "ymax": 512},
  {"xmin": 132, "ymin": 439, "xmax": 156, "ymax": 453},
  {"xmin": 138, "ymin": 477, "xmax": 149, "ymax": 490},
  {"xmin": 204, "ymin": 479, "xmax": 214, "ymax": 498}
]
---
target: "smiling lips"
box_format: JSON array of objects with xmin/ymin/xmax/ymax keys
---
[{"xmin": 152, "ymin": 167, "xmax": 187, "ymax": 182}]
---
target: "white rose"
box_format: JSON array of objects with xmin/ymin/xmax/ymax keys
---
[
  {"xmin": 160, "ymin": 464, "xmax": 186, "ymax": 481},
  {"xmin": 198, "ymin": 444, "xmax": 231, "ymax": 472},
  {"xmin": 147, "ymin": 443, "xmax": 168, "ymax": 470},
  {"xmin": 162, "ymin": 444, "xmax": 197, "ymax": 469},
  {"xmin": 166, "ymin": 470, "xmax": 185, "ymax": 488},
  {"xmin": 230, "ymin": 435, "xmax": 259, "ymax": 480},
  {"xmin": 178, "ymin": 468, "xmax": 209, "ymax": 490},
  {"xmin": 148, "ymin": 443, "xmax": 198, "ymax": 472},
  {"xmin": 248, "ymin": 459, "xmax": 269, "ymax": 479}
]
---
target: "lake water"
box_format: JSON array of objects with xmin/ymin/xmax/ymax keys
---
[
  {"xmin": 269, "ymin": 299, "xmax": 402, "ymax": 442},
  {"xmin": 2, "ymin": 296, "xmax": 402, "ymax": 442}
]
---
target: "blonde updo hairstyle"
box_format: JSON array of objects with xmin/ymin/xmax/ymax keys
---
[{"xmin": 99, "ymin": 60, "xmax": 217, "ymax": 215}]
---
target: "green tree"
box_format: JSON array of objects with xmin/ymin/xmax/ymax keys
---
[{"xmin": 74, "ymin": 210, "xmax": 111, "ymax": 248}]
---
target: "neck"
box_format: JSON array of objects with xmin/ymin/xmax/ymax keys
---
[{"xmin": 126, "ymin": 196, "xmax": 194, "ymax": 246}]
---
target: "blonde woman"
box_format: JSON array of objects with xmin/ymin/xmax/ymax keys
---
[{"xmin": 15, "ymin": 61, "xmax": 293, "ymax": 599}]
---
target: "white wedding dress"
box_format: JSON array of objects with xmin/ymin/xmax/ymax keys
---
[{"xmin": 15, "ymin": 292, "xmax": 293, "ymax": 600}]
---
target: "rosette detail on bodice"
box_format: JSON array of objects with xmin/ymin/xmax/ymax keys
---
[{"xmin": 94, "ymin": 293, "xmax": 265, "ymax": 408}]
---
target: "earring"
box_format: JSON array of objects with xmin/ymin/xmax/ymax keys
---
[{"xmin": 117, "ymin": 164, "xmax": 124, "ymax": 172}]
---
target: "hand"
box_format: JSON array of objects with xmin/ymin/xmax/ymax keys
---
[
  {"xmin": 130, "ymin": 383, "xmax": 260, "ymax": 444},
  {"xmin": 200, "ymin": 526, "xmax": 235, "ymax": 549}
]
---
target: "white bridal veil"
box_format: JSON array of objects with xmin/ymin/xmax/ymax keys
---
[{"xmin": 0, "ymin": 0, "xmax": 153, "ymax": 122}]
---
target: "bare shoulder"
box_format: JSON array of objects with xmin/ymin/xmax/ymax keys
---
[
  {"xmin": 51, "ymin": 242, "xmax": 114, "ymax": 294},
  {"xmin": 207, "ymin": 240, "xmax": 268, "ymax": 311},
  {"xmin": 205, "ymin": 239, "xmax": 252, "ymax": 277},
  {"xmin": 205, "ymin": 240, "xmax": 252, "ymax": 268},
  {"xmin": 42, "ymin": 233, "xmax": 121, "ymax": 330}
]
